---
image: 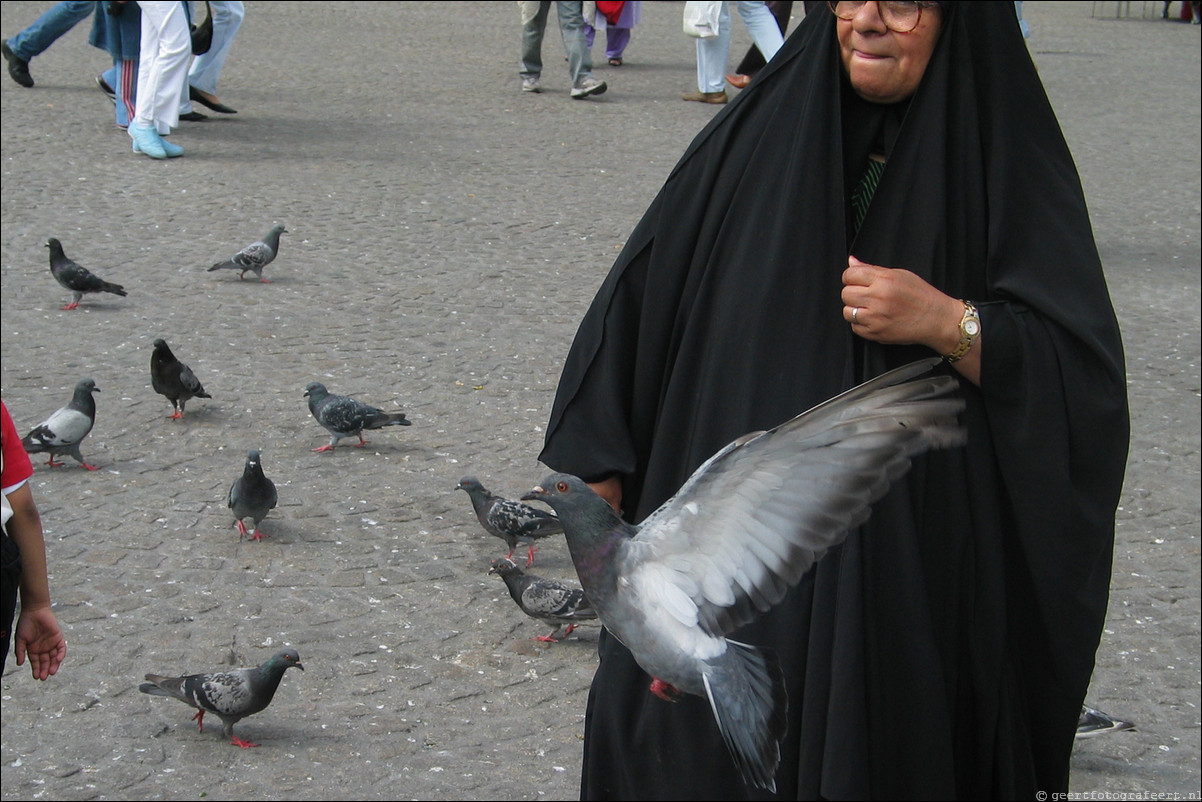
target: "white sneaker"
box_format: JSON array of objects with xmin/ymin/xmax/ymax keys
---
[
  {"xmin": 521, "ymin": 76, "xmax": 542, "ymax": 93},
  {"xmin": 570, "ymin": 76, "xmax": 607, "ymax": 99}
]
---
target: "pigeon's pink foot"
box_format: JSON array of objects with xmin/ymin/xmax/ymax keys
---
[
  {"xmin": 312, "ymin": 445, "xmax": 335, "ymax": 452},
  {"xmin": 236, "ymin": 520, "xmax": 250, "ymax": 539},
  {"xmin": 230, "ymin": 736, "xmax": 259, "ymax": 749},
  {"xmin": 259, "ymin": 278, "xmax": 271, "ymax": 283},
  {"xmin": 80, "ymin": 462, "xmax": 100, "ymax": 471},
  {"xmin": 353, "ymin": 438, "xmax": 371, "ymax": 448},
  {"xmin": 250, "ymin": 528, "xmax": 268, "ymax": 542},
  {"xmin": 525, "ymin": 545, "xmax": 538, "ymax": 567},
  {"xmin": 169, "ymin": 411, "xmax": 183, "ymax": 420},
  {"xmin": 649, "ymin": 678, "xmax": 681, "ymax": 702},
  {"xmin": 192, "ymin": 709, "xmax": 206, "ymax": 732},
  {"xmin": 563, "ymin": 624, "xmax": 578, "ymax": 637},
  {"xmin": 535, "ymin": 634, "xmax": 560, "ymax": 643},
  {"xmin": 61, "ymin": 302, "xmax": 79, "ymax": 310},
  {"xmin": 46, "ymin": 457, "xmax": 65, "ymax": 468}
]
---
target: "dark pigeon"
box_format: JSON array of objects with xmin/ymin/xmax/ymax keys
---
[
  {"xmin": 303, "ymin": 381, "xmax": 411, "ymax": 452},
  {"xmin": 21, "ymin": 378, "xmax": 101, "ymax": 471},
  {"xmin": 139, "ymin": 648, "xmax": 303, "ymax": 748},
  {"xmin": 46, "ymin": 237, "xmax": 127, "ymax": 310},
  {"xmin": 207, "ymin": 223, "xmax": 287, "ymax": 282},
  {"xmin": 521, "ymin": 359, "xmax": 966, "ymax": 792},
  {"xmin": 228, "ymin": 449, "xmax": 278, "ymax": 541},
  {"xmin": 151, "ymin": 338, "xmax": 212, "ymax": 419},
  {"xmin": 1077, "ymin": 705, "xmax": 1135, "ymax": 739},
  {"xmin": 489, "ymin": 557, "xmax": 597, "ymax": 642},
  {"xmin": 457, "ymin": 476, "xmax": 563, "ymax": 567}
]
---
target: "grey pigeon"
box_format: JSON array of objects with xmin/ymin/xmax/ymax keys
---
[
  {"xmin": 46, "ymin": 237, "xmax": 127, "ymax": 310},
  {"xmin": 457, "ymin": 476, "xmax": 563, "ymax": 567},
  {"xmin": 1077, "ymin": 705, "xmax": 1135, "ymax": 739},
  {"xmin": 521, "ymin": 358, "xmax": 966, "ymax": 792},
  {"xmin": 489, "ymin": 557, "xmax": 597, "ymax": 642},
  {"xmin": 228, "ymin": 449, "xmax": 278, "ymax": 541},
  {"xmin": 139, "ymin": 648, "xmax": 303, "ymax": 748},
  {"xmin": 21, "ymin": 378, "xmax": 101, "ymax": 471},
  {"xmin": 151, "ymin": 338, "xmax": 212, "ymax": 419},
  {"xmin": 303, "ymin": 381, "xmax": 411, "ymax": 452},
  {"xmin": 207, "ymin": 223, "xmax": 287, "ymax": 282}
]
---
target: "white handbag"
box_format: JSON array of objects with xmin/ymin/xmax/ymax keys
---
[{"xmin": 683, "ymin": 1, "xmax": 723, "ymax": 39}]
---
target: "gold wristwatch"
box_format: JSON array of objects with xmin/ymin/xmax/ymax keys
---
[{"xmin": 945, "ymin": 300, "xmax": 980, "ymax": 363}]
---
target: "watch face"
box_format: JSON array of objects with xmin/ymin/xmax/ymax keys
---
[{"xmin": 964, "ymin": 319, "xmax": 981, "ymax": 337}]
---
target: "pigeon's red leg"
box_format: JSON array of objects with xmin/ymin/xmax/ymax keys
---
[
  {"xmin": 563, "ymin": 624, "xmax": 578, "ymax": 637},
  {"xmin": 230, "ymin": 736, "xmax": 259, "ymax": 748},
  {"xmin": 192, "ymin": 709, "xmax": 205, "ymax": 732},
  {"xmin": 353, "ymin": 435, "xmax": 371, "ymax": 448},
  {"xmin": 525, "ymin": 544, "xmax": 538, "ymax": 567},
  {"xmin": 236, "ymin": 519, "xmax": 249, "ymax": 539},
  {"xmin": 45, "ymin": 456, "xmax": 64, "ymax": 467},
  {"xmin": 169, "ymin": 411, "xmax": 183, "ymax": 420},
  {"xmin": 649, "ymin": 678, "xmax": 682, "ymax": 702},
  {"xmin": 61, "ymin": 302, "xmax": 79, "ymax": 311},
  {"xmin": 250, "ymin": 528, "xmax": 268, "ymax": 542},
  {"xmin": 535, "ymin": 633, "xmax": 560, "ymax": 643},
  {"xmin": 80, "ymin": 462, "xmax": 100, "ymax": 471},
  {"xmin": 259, "ymin": 278, "xmax": 271, "ymax": 283},
  {"xmin": 312, "ymin": 444, "xmax": 335, "ymax": 452}
]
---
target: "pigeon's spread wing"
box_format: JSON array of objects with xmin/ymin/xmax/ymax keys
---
[{"xmin": 631, "ymin": 359, "xmax": 965, "ymax": 638}]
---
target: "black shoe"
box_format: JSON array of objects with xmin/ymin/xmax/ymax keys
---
[
  {"xmin": 189, "ymin": 85, "xmax": 237, "ymax": 114},
  {"xmin": 96, "ymin": 74, "xmax": 116, "ymax": 103},
  {"xmin": 180, "ymin": 110, "xmax": 208, "ymax": 122},
  {"xmin": 2, "ymin": 40, "xmax": 34, "ymax": 88}
]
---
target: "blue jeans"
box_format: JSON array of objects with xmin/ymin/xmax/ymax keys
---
[
  {"xmin": 6, "ymin": 1, "xmax": 95, "ymax": 61},
  {"xmin": 696, "ymin": 1, "xmax": 784, "ymax": 93},
  {"xmin": 188, "ymin": 0, "xmax": 243, "ymax": 94}
]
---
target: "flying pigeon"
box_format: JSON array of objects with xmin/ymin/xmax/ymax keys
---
[
  {"xmin": 489, "ymin": 557, "xmax": 597, "ymax": 642},
  {"xmin": 1077, "ymin": 705, "xmax": 1135, "ymax": 739},
  {"xmin": 46, "ymin": 237, "xmax": 127, "ymax": 310},
  {"xmin": 21, "ymin": 378, "xmax": 101, "ymax": 470},
  {"xmin": 228, "ymin": 449, "xmax": 278, "ymax": 541},
  {"xmin": 139, "ymin": 648, "xmax": 304, "ymax": 748},
  {"xmin": 521, "ymin": 358, "xmax": 966, "ymax": 792},
  {"xmin": 303, "ymin": 381, "xmax": 411, "ymax": 452},
  {"xmin": 207, "ymin": 223, "xmax": 287, "ymax": 282},
  {"xmin": 457, "ymin": 476, "xmax": 563, "ymax": 567},
  {"xmin": 151, "ymin": 338, "xmax": 212, "ymax": 419}
]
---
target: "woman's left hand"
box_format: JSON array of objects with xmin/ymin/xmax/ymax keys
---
[{"xmin": 841, "ymin": 255, "xmax": 964, "ymax": 352}]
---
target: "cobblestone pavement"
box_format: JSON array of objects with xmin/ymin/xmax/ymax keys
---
[{"xmin": 1, "ymin": 3, "xmax": 1198, "ymax": 799}]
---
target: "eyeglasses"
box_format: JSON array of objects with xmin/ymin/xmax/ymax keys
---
[{"xmin": 827, "ymin": 1, "xmax": 940, "ymax": 34}]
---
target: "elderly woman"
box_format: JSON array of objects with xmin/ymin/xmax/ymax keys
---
[{"xmin": 539, "ymin": 1, "xmax": 1129, "ymax": 798}]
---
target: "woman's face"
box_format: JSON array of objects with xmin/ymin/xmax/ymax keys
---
[{"xmin": 837, "ymin": 2, "xmax": 943, "ymax": 104}]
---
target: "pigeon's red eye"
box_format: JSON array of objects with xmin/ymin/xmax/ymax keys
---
[{"xmin": 556, "ymin": 481, "xmax": 569, "ymax": 492}]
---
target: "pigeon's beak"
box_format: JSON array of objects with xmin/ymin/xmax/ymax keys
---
[
  {"xmin": 296, "ymin": 662, "xmax": 305, "ymax": 671},
  {"xmin": 521, "ymin": 486, "xmax": 546, "ymax": 502}
]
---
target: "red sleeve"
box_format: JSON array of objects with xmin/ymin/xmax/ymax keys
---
[{"xmin": 1, "ymin": 400, "xmax": 35, "ymax": 490}]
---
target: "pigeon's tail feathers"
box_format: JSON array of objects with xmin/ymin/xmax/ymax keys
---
[
  {"xmin": 21, "ymin": 427, "xmax": 51, "ymax": 452},
  {"xmin": 99, "ymin": 280, "xmax": 127, "ymax": 297},
  {"xmin": 208, "ymin": 260, "xmax": 233, "ymax": 272},
  {"xmin": 368, "ymin": 411, "xmax": 411, "ymax": 429},
  {"xmin": 139, "ymin": 675, "xmax": 190, "ymax": 703},
  {"xmin": 703, "ymin": 640, "xmax": 786, "ymax": 793}
]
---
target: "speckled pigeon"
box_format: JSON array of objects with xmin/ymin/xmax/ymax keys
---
[
  {"xmin": 21, "ymin": 378, "xmax": 101, "ymax": 470},
  {"xmin": 151, "ymin": 338, "xmax": 211, "ymax": 419},
  {"xmin": 303, "ymin": 381, "xmax": 411, "ymax": 452},
  {"xmin": 521, "ymin": 358, "xmax": 966, "ymax": 792},
  {"xmin": 228, "ymin": 450, "xmax": 278, "ymax": 541},
  {"xmin": 207, "ymin": 223, "xmax": 287, "ymax": 282},
  {"xmin": 457, "ymin": 476, "xmax": 563, "ymax": 567},
  {"xmin": 139, "ymin": 648, "xmax": 304, "ymax": 748},
  {"xmin": 489, "ymin": 557, "xmax": 596, "ymax": 642},
  {"xmin": 46, "ymin": 237, "xmax": 126, "ymax": 310}
]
